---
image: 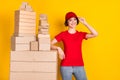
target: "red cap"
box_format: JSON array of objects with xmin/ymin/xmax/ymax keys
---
[{"xmin": 65, "ymin": 12, "xmax": 78, "ymax": 21}]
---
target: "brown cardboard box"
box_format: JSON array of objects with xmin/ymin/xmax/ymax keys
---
[
  {"xmin": 15, "ymin": 29, "xmax": 36, "ymax": 34},
  {"xmin": 15, "ymin": 10, "xmax": 36, "ymax": 16},
  {"xmin": 39, "ymin": 44, "xmax": 50, "ymax": 51},
  {"xmin": 39, "ymin": 31, "xmax": 49, "ymax": 34},
  {"xmin": 10, "ymin": 72, "xmax": 57, "ymax": 80},
  {"xmin": 10, "ymin": 51, "xmax": 58, "ymax": 80},
  {"xmin": 38, "ymin": 34, "xmax": 50, "ymax": 38},
  {"xmin": 10, "ymin": 62, "xmax": 57, "ymax": 72},
  {"xmin": 14, "ymin": 33, "xmax": 36, "ymax": 37},
  {"xmin": 15, "ymin": 26, "xmax": 36, "ymax": 30},
  {"xmin": 38, "ymin": 34, "xmax": 50, "ymax": 50},
  {"xmin": 39, "ymin": 20, "xmax": 48, "ymax": 25},
  {"xmin": 11, "ymin": 36, "xmax": 36, "ymax": 44},
  {"xmin": 26, "ymin": 5, "xmax": 33, "ymax": 12},
  {"xmin": 30, "ymin": 41, "xmax": 38, "ymax": 51},
  {"xmin": 19, "ymin": 2, "xmax": 28, "ymax": 10},
  {"xmin": 11, "ymin": 43, "xmax": 30, "ymax": 51},
  {"xmin": 40, "ymin": 14, "xmax": 47, "ymax": 20},
  {"xmin": 15, "ymin": 12, "xmax": 36, "ymax": 19},
  {"xmin": 10, "ymin": 51, "xmax": 57, "ymax": 61},
  {"xmin": 15, "ymin": 18, "xmax": 36, "ymax": 23},
  {"xmin": 15, "ymin": 22, "xmax": 36, "ymax": 27},
  {"xmin": 38, "ymin": 37, "xmax": 50, "ymax": 44}
]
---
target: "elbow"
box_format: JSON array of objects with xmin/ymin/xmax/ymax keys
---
[{"xmin": 94, "ymin": 32, "xmax": 98, "ymax": 37}]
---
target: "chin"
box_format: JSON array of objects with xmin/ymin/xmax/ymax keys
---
[{"xmin": 69, "ymin": 26, "xmax": 76, "ymax": 29}]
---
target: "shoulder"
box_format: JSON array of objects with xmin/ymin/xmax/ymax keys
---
[
  {"xmin": 78, "ymin": 31, "xmax": 88, "ymax": 35},
  {"xmin": 55, "ymin": 30, "xmax": 67, "ymax": 42},
  {"xmin": 78, "ymin": 31, "xmax": 88, "ymax": 39},
  {"xmin": 57, "ymin": 30, "xmax": 67, "ymax": 35},
  {"xmin": 55, "ymin": 30, "xmax": 67, "ymax": 38}
]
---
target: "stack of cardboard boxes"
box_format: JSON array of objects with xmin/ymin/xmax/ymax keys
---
[
  {"xmin": 38, "ymin": 14, "xmax": 50, "ymax": 51},
  {"xmin": 10, "ymin": 2, "xmax": 58, "ymax": 80},
  {"xmin": 11, "ymin": 2, "xmax": 36, "ymax": 51}
]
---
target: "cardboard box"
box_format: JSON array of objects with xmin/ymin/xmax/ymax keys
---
[
  {"xmin": 39, "ymin": 20, "xmax": 48, "ymax": 25},
  {"xmin": 10, "ymin": 51, "xmax": 58, "ymax": 80},
  {"xmin": 40, "ymin": 14, "xmax": 47, "ymax": 20},
  {"xmin": 30, "ymin": 41, "xmax": 38, "ymax": 51},
  {"xmin": 26, "ymin": 5, "xmax": 33, "ymax": 12},
  {"xmin": 39, "ymin": 44, "xmax": 50, "ymax": 51},
  {"xmin": 10, "ymin": 51, "xmax": 57, "ymax": 61},
  {"xmin": 38, "ymin": 38, "xmax": 50, "ymax": 44},
  {"xmin": 15, "ymin": 18, "xmax": 36, "ymax": 23},
  {"xmin": 39, "ymin": 31, "xmax": 49, "ymax": 34},
  {"xmin": 11, "ymin": 36, "xmax": 36, "ymax": 44},
  {"xmin": 40, "ymin": 28, "xmax": 49, "ymax": 32},
  {"xmin": 19, "ymin": 2, "xmax": 28, "ymax": 10},
  {"xmin": 15, "ymin": 26, "xmax": 36, "ymax": 30},
  {"xmin": 10, "ymin": 62, "xmax": 57, "ymax": 72},
  {"xmin": 38, "ymin": 34, "xmax": 50, "ymax": 38},
  {"xmin": 15, "ymin": 10, "xmax": 36, "ymax": 16},
  {"xmin": 40, "ymin": 23, "xmax": 49, "ymax": 28},
  {"xmin": 15, "ymin": 22, "xmax": 36, "ymax": 27},
  {"xmin": 40, "ymin": 20, "xmax": 48, "ymax": 23},
  {"xmin": 15, "ymin": 13, "xmax": 36, "ymax": 20},
  {"xmin": 11, "ymin": 43, "xmax": 30, "ymax": 51},
  {"xmin": 10, "ymin": 72, "xmax": 57, "ymax": 80},
  {"xmin": 38, "ymin": 34, "xmax": 50, "ymax": 51},
  {"xmin": 15, "ymin": 29, "xmax": 36, "ymax": 34},
  {"xmin": 14, "ymin": 26, "xmax": 36, "ymax": 34},
  {"xmin": 14, "ymin": 33, "xmax": 36, "ymax": 37}
]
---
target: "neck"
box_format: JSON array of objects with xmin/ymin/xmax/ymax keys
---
[{"xmin": 68, "ymin": 28, "xmax": 76, "ymax": 34}]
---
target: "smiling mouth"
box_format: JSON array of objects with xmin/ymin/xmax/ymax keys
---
[{"xmin": 71, "ymin": 23, "xmax": 76, "ymax": 26}]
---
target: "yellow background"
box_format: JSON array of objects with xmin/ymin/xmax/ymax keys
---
[{"xmin": 0, "ymin": 0, "xmax": 120, "ymax": 80}]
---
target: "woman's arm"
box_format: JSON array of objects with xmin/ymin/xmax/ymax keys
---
[
  {"xmin": 51, "ymin": 38, "xmax": 65, "ymax": 60},
  {"xmin": 79, "ymin": 17, "xmax": 98, "ymax": 39}
]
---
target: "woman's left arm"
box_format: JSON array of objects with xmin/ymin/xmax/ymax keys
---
[{"xmin": 79, "ymin": 17, "xmax": 98, "ymax": 39}]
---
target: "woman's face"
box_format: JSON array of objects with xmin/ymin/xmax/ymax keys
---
[{"xmin": 67, "ymin": 17, "xmax": 77, "ymax": 28}]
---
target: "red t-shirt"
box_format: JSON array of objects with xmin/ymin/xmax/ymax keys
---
[{"xmin": 55, "ymin": 30, "xmax": 87, "ymax": 66}]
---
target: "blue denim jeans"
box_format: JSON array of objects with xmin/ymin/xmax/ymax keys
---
[{"xmin": 60, "ymin": 66, "xmax": 87, "ymax": 80}]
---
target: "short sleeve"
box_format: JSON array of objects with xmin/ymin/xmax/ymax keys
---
[
  {"xmin": 55, "ymin": 32, "xmax": 63, "ymax": 42},
  {"xmin": 81, "ymin": 32, "xmax": 88, "ymax": 40}
]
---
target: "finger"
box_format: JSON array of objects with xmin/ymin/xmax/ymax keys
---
[
  {"xmin": 78, "ymin": 16, "xmax": 81, "ymax": 18},
  {"xmin": 59, "ymin": 55, "xmax": 63, "ymax": 60},
  {"xmin": 63, "ymin": 54, "xmax": 65, "ymax": 59}
]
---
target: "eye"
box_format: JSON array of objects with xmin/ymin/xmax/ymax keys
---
[
  {"xmin": 74, "ymin": 18, "xmax": 77, "ymax": 21},
  {"xmin": 68, "ymin": 19, "xmax": 72, "ymax": 22},
  {"xmin": 69, "ymin": 19, "xmax": 72, "ymax": 21}
]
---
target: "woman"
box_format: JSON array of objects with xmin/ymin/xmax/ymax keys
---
[{"xmin": 51, "ymin": 12, "xmax": 98, "ymax": 80}]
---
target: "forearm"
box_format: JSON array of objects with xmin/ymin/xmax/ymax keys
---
[
  {"xmin": 51, "ymin": 44, "xmax": 65, "ymax": 60},
  {"xmin": 84, "ymin": 23, "xmax": 98, "ymax": 36},
  {"xmin": 50, "ymin": 38, "xmax": 60, "ymax": 50},
  {"xmin": 79, "ymin": 17, "xmax": 98, "ymax": 36},
  {"xmin": 51, "ymin": 44, "xmax": 59, "ymax": 50}
]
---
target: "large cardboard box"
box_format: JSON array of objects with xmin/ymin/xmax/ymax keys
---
[
  {"xmin": 14, "ymin": 10, "xmax": 36, "ymax": 36},
  {"xmin": 10, "ymin": 62, "xmax": 57, "ymax": 72},
  {"xmin": 38, "ymin": 34, "xmax": 50, "ymax": 51},
  {"xmin": 15, "ymin": 10, "xmax": 36, "ymax": 17},
  {"xmin": 15, "ymin": 18, "xmax": 36, "ymax": 23},
  {"xmin": 10, "ymin": 51, "xmax": 57, "ymax": 61},
  {"xmin": 39, "ymin": 44, "xmax": 50, "ymax": 51},
  {"xmin": 11, "ymin": 36, "xmax": 36, "ymax": 51},
  {"xmin": 15, "ymin": 22, "xmax": 36, "ymax": 27},
  {"xmin": 10, "ymin": 51, "xmax": 58, "ymax": 80},
  {"xmin": 10, "ymin": 72, "xmax": 57, "ymax": 80},
  {"xmin": 11, "ymin": 43, "xmax": 30, "ymax": 51},
  {"xmin": 11, "ymin": 36, "xmax": 36, "ymax": 44}
]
